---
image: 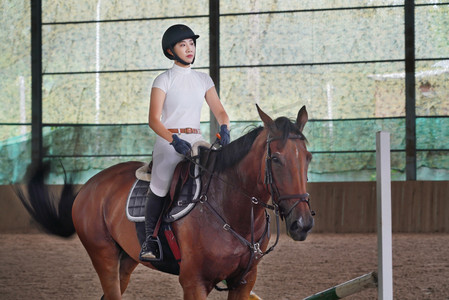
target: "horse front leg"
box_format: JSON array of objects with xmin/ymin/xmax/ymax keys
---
[
  {"xmin": 227, "ymin": 268, "xmax": 259, "ymax": 300},
  {"xmin": 179, "ymin": 276, "xmax": 211, "ymax": 300},
  {"xmin": 181, "ymin": 287, "xmax": 208, "ymax": 300},
  {"xmin": 178, "ymin": 263, "xmax": 214, "ymax": 300}
]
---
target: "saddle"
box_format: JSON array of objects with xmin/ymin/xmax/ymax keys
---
[
  {"xmin": 126, "ymin": 158, "xmax": 201, "ymax": 223},
  {"xmin": 126, "ymin": 142, "xmax": 217, "ymax": 274}
]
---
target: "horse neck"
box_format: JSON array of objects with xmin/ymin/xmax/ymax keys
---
[{"xmin": 212, "ymin": 136, "xmax": 270, "ymax": 235}]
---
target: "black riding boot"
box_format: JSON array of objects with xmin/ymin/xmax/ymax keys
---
[{"xmin": 139, "ymin": 190, "xmax": 166, "ymax": 261}]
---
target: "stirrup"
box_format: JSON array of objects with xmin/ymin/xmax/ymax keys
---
[{"xmin": 139, "ymin": 236, "xmax": 163, "ymax": 262}]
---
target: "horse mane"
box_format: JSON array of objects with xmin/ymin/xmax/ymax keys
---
[
  {"xmin": 215, "ymin": 116, "xmax": 306, "ymax": 172},
  {"xmin": 214, "ymin": 126, "xmax": 264, "ymax": 172}
]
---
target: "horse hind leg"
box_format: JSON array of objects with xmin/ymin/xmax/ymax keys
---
[
  {"xmin": 99, "ymin": 252, "xmax": 139, "ymax": 300},
  {"xmin": 118, "ymin": 251, "xmax": 139, "ymax": 294},
  {"xmin": 86, "ymin": 241, "xmax": 123, "ymax": 300},
  {"xmin": 90, "ymin": 246, "xmax": 138, "ymax": 300}
]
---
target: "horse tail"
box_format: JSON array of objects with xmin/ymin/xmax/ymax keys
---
[{"xmin": 15, "ymin": 163, "xmax": 77, "ymax": 238}]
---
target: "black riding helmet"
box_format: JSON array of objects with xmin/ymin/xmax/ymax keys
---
[{"xmin": 162, "ymin": 24, "xmax": 200, "ymax": 65}]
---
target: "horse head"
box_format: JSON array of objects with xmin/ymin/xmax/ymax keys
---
[{"xmin": 257, "ymin": 104, "xmax": 315, "ymax": 241}]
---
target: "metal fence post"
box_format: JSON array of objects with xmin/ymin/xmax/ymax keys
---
[
  {"xmin": 209, "ymin": 0, "xmax": 220, "ymax": 142},
  {"xmin": 405, "ymin": 0, "xmax": 416, "ymax": 180},
  {"xmin": 31, "ymin": 0, "xmax": 43, "ymax": 168}
]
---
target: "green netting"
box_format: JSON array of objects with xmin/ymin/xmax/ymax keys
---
[
  {"xmin": 0, "ymin": 121, "xmax": 261, "ymax": 184},
  {"xmin": 42, "ymin": 121, "xmax": 262, "ymax": 158},
  {"xmin": 43, "ymin": 125, "xmax": 155, "ymax": 157},
  {"xmin": 0, "ymin": 130, "xmax": 31, "ymax": 184},
  {"xmin": 42, "ymin": 19, "xmax": 211, "ymax": 73},
  {"xmin": 416, "ymin": 117, "xmax": 449, "ymax": 150},
  {"xmin": 308, "ymin": 152, "xmax": 406, "ymax": 182},
  {"xmin": 417, "ymin": 151, "xmax": 449, "ymax": 180},
  {"xmin": 221, "ymin": 0, "xmax": 408, "ymax": 14},
  {"xmin": 304, "ymin": 118, "xmax": 405, "ymax": 152},
  {"xmin": 1, "ymin": 117, "xmax": 448, "ymax": 184},
  {"xmin": 221, "ymin": 8, "xmax": 404, "ymax": 65},
  {"xmin": 43, "ymin": 0, "xmax": 209, "ymax": 23}
]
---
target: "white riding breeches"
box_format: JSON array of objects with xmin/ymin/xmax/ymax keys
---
[{"xmin": 149, "ymin": 133, "xmax": 205, "ymax": 197}]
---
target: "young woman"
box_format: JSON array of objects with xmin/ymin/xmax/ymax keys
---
[{"xmin": 140, "ymin": 24, "xmax": 230, "ymax": 261}]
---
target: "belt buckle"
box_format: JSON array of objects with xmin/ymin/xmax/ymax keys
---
[{"xmin": 186, "ymin": 128, "xmax": 193, "ymax": 134}]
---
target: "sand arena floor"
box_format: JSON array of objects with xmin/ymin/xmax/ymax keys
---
[{"xmin": 0, "ymin": 233, "xmax": 448, "ymax": 299}]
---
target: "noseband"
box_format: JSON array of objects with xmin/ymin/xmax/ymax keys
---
[{"xmin": 264, "ymin": 134, "xmax": 315, "ymax": 218}]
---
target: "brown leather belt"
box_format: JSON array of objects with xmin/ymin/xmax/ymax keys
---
[{"xmin": 168, "ymin": 128, "xmax": 201, "ymax": 134}]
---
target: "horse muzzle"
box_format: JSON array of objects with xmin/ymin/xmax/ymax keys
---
[
  {"xmin": 286, "ymin": 213, "xmax": 314, "ymax": 241},
  {"xmin": 283, "ymin": 199, "xmax": 315, "ymax": 241}
]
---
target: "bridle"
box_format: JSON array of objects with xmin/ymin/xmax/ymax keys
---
[
  {"xmin": 264, "ymin": 134, "xmax": 316, "ymax": 219},
  {"xmin": 185, "ymin": 131, "xmax": 315, "ymax": 290}
]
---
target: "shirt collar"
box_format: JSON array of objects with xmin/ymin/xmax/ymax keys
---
[{"xmin": 171, "ymin": 63, "xmax": 192, "ymax": 74}]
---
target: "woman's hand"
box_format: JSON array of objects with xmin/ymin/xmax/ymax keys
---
[
  {"xmin": 218, "ymin": 125, "xmax": 230, "ymax": 146},
  {"xmin": 170, "ymin": 135, "xmax": 192, "ymax": 155}
]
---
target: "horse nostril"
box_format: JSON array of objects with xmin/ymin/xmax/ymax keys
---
[
  {"xmin": 290, "ymin": 220, "xmax": 300, "ymax": 232},
  {"xmin": 290, "ymin": 217, "xmax": 314, "ymax": 233}
]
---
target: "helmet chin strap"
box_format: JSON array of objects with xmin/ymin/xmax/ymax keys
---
[{"xmin": 176, "ymin": 57, "xmax": 191, "ymax": 66}]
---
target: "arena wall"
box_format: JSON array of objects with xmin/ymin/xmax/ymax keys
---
[{"xmin": 1, "ymin": 181, "xmax": 448, "ymax": 233}]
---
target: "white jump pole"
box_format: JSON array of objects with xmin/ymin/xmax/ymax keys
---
[
  {"xmin": 303, "ymin": 272, "xmax": 378, "ymax": 300},
  {"xmin": 376, "ymin": 131, "xmax": 394, "ymax": 300}
]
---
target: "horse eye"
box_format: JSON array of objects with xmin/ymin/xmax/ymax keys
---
[{"xmin": 271, "ymin": 156, "xmax": 281, "ymax": 164}]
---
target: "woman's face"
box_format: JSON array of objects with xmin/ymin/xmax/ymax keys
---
[{"xmin": 171, "ymin": 38, "xmax": 196, "ymax": 65}]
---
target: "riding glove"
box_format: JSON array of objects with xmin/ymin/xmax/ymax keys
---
[
  {"xmin": 170, "ymin": 134, "xmax": 192, "ymax": 155},
  {"xmin": 219, "ymin": 125, "xmax": 230, "ymax": 146}
]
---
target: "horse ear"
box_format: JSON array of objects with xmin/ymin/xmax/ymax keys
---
[
  {"xmin": 256, "ymin": 104, "xmax": 275, "ymax": 130},
  {"xmin": 296, "ymin": 105, "xmax": 308, "ymax": 132}
]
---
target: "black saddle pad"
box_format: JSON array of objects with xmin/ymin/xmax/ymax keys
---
[
  {"xmin": 126, "ymin": 176, "xmax": 198, "ymax": 223},
  {"xmin": 126, "ymin": 180, "xmax": 150, "ymax": 221}
]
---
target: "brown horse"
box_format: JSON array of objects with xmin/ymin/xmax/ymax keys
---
[{"xmin": 18, "ymin": 105, "xmax": 314, "ymax": 300}]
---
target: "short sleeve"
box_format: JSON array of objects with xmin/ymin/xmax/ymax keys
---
[
  {"xmin": 152, "ymin": 72, "xmax": 168, "ymax": 93},
  {"xmin": 203, "ymin": 73, "xmax": 215, "ymax": 91}
]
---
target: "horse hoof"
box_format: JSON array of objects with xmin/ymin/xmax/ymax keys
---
[{"xmin": 249, "ymin": 291, "xmax": 263, "ymax": 300}]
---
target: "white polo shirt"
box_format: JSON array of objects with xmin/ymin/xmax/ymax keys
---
[{"xmin": 152, "ymin": 63, "xmax": 215, "ymax": 129}]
